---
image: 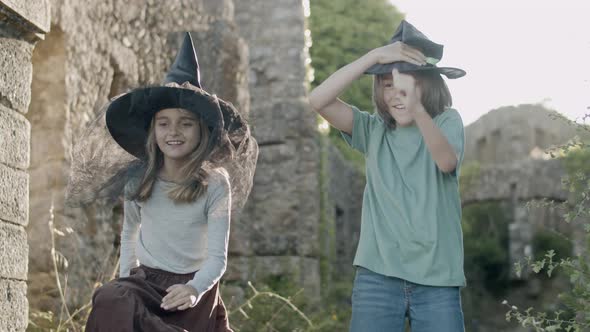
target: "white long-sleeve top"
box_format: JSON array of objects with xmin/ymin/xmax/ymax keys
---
[{"xmin": 119, "ymin": 168, "xmax": 231, "ymax": 302}]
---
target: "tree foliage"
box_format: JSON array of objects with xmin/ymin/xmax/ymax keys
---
[
  {"xmin": 505, "ymin": 117, "xmax": 590, "ymax": 331},
  {"xmin": 309, "ymin": 0, "xmax": 404, "ymax": 118},
  {"xmin": 462, "ymin": 201, "xmax": 511, "ymax": 293}
]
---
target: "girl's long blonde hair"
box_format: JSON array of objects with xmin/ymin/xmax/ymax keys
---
[{"xmin": 132, "ymin": 114, "xmax": 212, "ymax": 203}]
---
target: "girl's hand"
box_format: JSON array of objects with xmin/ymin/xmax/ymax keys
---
[
  {"xmin": 370, "ymin": 42, "xmax": 427, "ymax": 67},
  {"xmin": 161, "ymin": 284, "xmax": 199, "ymax": 311},
  {"xmin": 392, "ymin": 69, "xmax": 426, "ymax": 118}
]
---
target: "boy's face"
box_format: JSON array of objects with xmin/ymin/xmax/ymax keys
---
[
  {"xmin": 154, "ymin": 108, "xmax": 201, "ymax": 161},
  {"xmin": 383, "ymin": 70, "xmax": 420, "ymax": 127}
]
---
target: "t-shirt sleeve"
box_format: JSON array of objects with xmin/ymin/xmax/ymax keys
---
[
  {"xmin": 340, "ymin": 105, "xmax": 375, "ymax": 154},
  {"xmin": 187, "ymin": 168, "xmax": 231, "ymax": 304},
  {"xmin": 437, "ymin": 109, "xmax": 465, "ymax": 176}
]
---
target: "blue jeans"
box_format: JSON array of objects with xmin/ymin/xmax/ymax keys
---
[{"xmin": 350, "ymin": 267, "xmax": 465, "ymax": 332}]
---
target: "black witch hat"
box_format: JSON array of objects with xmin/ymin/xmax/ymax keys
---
[
  {"xmin": 67, "ymin": 32, "xmax": 258, "ymax": 212},
  {"xmin": 106, "ymin": 32, "xmax": 241, "ymax": 159},
  {"xmin": 365, "ymin": 20, "xmax": 466, "ymax": 79}
]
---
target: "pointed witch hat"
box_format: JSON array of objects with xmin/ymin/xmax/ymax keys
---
[
  {"xmin": 365, "ymin": 20, "xmax": 466, "ymax": 79},
  {"xmin": 106, "ymin": 32, "xmax": 246, "ymax": 159},
  {"xmin": 67, "ymin": 32, "xmax": 258, "ymax": 211}
]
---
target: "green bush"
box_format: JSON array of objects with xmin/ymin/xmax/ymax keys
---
[
  {"xmin": 459, "ymin": 161, "xmax": 480, "ymax": 195},
  {"xmin": 532, "ymin": 230, "xmax": 573, "ymax": 264},
  {"xmin": 462, "ymin": 201, "xmax": 511, "ymax": 294},
  {"xmin": 505, "ymin": 116, "xmax": 590, "ymax": 330},
  {"xmin": 329, "ymin": 134, "xmax": 365, "ymax": 175},
  {"xmin": 309, "ymin": 0, "xmax": 404, "ymax": 135}
]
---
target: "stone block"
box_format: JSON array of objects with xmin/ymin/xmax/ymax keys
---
[
  {"xmin": 28, "ymin": 160, "xmax": 67, "ymax": 194},
  {"xmin": 236, "ymin": 143, "xmax": 309, "ymax": 256},
  {"xmin": 461, "ymin": 159, "xmax": 568, "ymax": 204},
  {"xmin": 464, "ymin": 104, "xmax": 584, "ymax": 164},
  {"xmin": 225, "ymin": 255, "xmax": 320, "ymax": 300},
  {"xmin": 0, "ymin": 163, "xmax": 28, "ymax": 226},
  {"xmin": 186, "ymin": 21, "xmax": 250, "ymax": 113},
  {"xmin": 0, "ymin": 105, "xmax": 30, "ymax": 169},
  {"xmin": 228, "ymin": 222, "xmax": 254, "ymax": 256},
  {"xmin": 200, "ymin": 0, "xmax": 234, "ymax": 20},
  {"xmin": 224, "ymin": 256, "xmax": 249, "ymax": 282},
  {"xmin": 235, "ymin": 0, "xmax": 310, "ymax": 145},
  {"xmin": 0, "ymin": 222, "xmax": 27, "ymax": 280},
  {"xmin": 27, "ymin": 191, "xmax": 57, "ymax": 273},
  {"xmin": 26, "ymin": 271, "xmax": 60, "ymax": 313},
  {"xmin": 0, "ymin": 0, "xmax": 50, "ymax": 33},
  {"xmin": 249, "ymin": 94, "xmax": 309, "ymax": 145},
  {"xmin": 0, "ymin": 278, "xmax": 28, "ymax": 332},
  {"xmin": 0, "ymin": 37, "xmax": 33, "ymax": 113},
  {"xmin": 327, "ymin": 144, "xmax": 364, "ymax": 275},
  {"xmin": 231, "ymin": 139, "xmax": 320, "ymax": 258},
  {"xmin": 219, "ymin": 284, "xmax": 245, "ymax": 308},
  {"xmin": 233, "ymin": 141, "xmax": 317, "ymax": 255}
]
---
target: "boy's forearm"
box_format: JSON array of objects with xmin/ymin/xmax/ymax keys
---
[
  {"xmin": 309, "ymin": 51, "xmax": 377, "ymax": 111},
  {"xmin": 413, "ymin": 109, "xmax": 458, "ymax": 173}
]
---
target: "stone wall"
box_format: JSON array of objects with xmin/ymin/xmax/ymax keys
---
[
  {"xmin": 461, "ymin": 159, "xmax": 568, "ymax": 204},
  {"xmin": 0, "ymin": 0, "xmax": 50, "ymax": 330},
  {"xmin": 3, "ymin": 0, "xmax": 334, "ymax": 324},
  {"xmin": 464, "ymin": 104, "xmax": 584, "ymax": 164},
  {"xmin": 462, "ymin": 107, "xmax": 581, "ymax": 281},
  {"xmin": 14, "ymin": 0, "xmax": 324, "ymax": 314},
  {"xmin": 326, "ymin": 144, "xmax": 364, "ymax": 279},
  {"xmin": 460, "ymin": 109, "xmax": 584, "ymax": 331},
  {"xmin": 24, "ymin": 0, "xmax": 251, "ymax": 310},
  {"xmin": 229, "ymin": 0, "xmax": 321, "ymax": 299},
  {"xmin": 461, "ymin": 158, "xmax": 573, "ymax": 277}
]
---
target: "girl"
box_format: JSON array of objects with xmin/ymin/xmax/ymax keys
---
[
  {"xmin": 72, "ymin": 33, "xmax": 258, "ymax": 331},
  {"xmin": 309, "ymin": 20, "xmax": 467, "ymax": 331}
]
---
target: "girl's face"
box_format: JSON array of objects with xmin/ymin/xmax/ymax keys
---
[
  {"xmin": 154, "ymin": 108, "xmax": 201, "ymax": 162},
  {"xmin": 382, "ymin": 70, "xmax": 419, "ymax": 127}
]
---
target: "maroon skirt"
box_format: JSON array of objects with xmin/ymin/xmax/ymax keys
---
[{"xmin": 85, "ymin": 265, "xmax": 233, "ymax": 332}]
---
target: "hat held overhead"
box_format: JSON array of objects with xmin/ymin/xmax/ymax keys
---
[{"xmin": 365, "ymin": 20, "xmax": 466, "ymax": 79}]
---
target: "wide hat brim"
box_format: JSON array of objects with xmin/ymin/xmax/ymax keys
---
[
  {"xmin": 365, "ymin": 20, "xmax": 466, "ymax": 79},
  {"xmin": 365, "ymin": 62, "xmax": 466, "ymax": 79},
  {"xmin": 106, "ymin": 85, "xmax": 229, "ymax": 159}
]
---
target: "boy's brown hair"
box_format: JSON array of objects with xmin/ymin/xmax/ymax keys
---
[{"xmin": 373, "ymin": 71, "xmax": 453, "ymax": 128}]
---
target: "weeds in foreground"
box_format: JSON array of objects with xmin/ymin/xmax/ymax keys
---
[{"xmin": 27, "ymin": 203, "xmax": 348, "ymax": 332}]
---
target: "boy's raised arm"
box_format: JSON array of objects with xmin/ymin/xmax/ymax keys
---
[{"xmin": 309, "ymin": 42, "xmax": 426, "ymax": 135}]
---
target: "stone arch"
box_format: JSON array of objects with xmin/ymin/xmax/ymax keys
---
[
  {"xmin": 25, "ymin": 25, "xmax": 68, "ymax": 311},
  {"xmin": 476, "ymin": 135, "xmax": 487, "ymax": 162},
  {"xmin": 461, "ymin": 159, "xmax": 574, "ymax": 279}
]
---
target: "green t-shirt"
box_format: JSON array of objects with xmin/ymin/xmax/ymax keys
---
[{"xmin": 341, "ymin": 106, "xmax": 466, "ymax": 287}]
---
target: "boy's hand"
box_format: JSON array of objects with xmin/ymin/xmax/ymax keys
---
[
  {"xmin": 371, "ymin": 42, "xmax": 427, "ymax": 67},
  {"xmin": 161, "ymin": 284, "xmax": 199, "ymax": 311},
  {"xmin": 392, "ymin": 69, "xmax": 426, "ymax": 118}
]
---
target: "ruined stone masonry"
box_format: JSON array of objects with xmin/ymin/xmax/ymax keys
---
[
  {"xmin": 230, "ymin": 0, "xmax": 321, "ymax": 299},
  {"xmin": 464, "ymin": 104, "xmax": 583, "ymax": 164},
  {"xmin": 26, "ymin": 0, "xmax": 255, "ymax": 311},
  {"xmin": 2, "ymin": 1, "xmax": 586, "ymax": 330},
  {"xmin": 1, "ymin": 1, "xmax": 50, "ymax": 330},
  {"xmin": 1, "ymin": 0, "xmax": 323, "ymax": 329},
  {"xmin": 462, "ymin": 104, "xmax": 583, "ymax": 279}
]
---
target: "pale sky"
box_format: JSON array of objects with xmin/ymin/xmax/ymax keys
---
[{"xmin": 392, "ymin": 0, "xmax": 590, "ymax": 125}]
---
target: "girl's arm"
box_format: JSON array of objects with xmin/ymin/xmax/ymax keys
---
[
  {"xmin": 186, "ymin": 170, "xmax": 231, "ymax": 304},
  {"xmin": 120, "ymin": 199, "xmax": 141, "ymax": 277},
  {"xmin": 309, "ymin": 42, "xmax": 426, "ymax": 135}
]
